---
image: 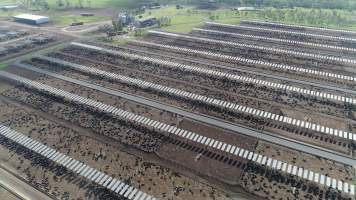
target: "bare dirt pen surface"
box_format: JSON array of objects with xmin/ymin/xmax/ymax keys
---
[
  {"xmin": 2, "ymin": 71, "xmax": 352, "ymax": 200},
  {"xmin": 39, "ymin": 43, "xmax": 355, "ymax": 155},
  {"xmin": 256, "ymin": 141, "xmax": 354, "ymax": 183},
  {"xmin": 239, "ymin": 140, "xmax": 355, "ymax": 200},
  {"xmin": 0, "ymin": 22, "xmax": 70, "ymax": 62},
  {"xmin": 1, "ymin": 19, "xmax": 356, "ymax": 200},
  {"xmin": 0, "ymin": 97, "xmax": 232, "ymax": 200},
  {"xmin": 157, "ymin": 119, "xmax": 258, "ymax": 185},
  {"xmin": 0, "ymin": 186, "xmax": 21, "ymax": 200}
]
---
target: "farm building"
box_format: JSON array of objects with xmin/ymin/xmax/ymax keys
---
[
  {"xmin": 135, "ymin": 16, "xmax": 157, "ymax": 28},
  {"xmin": 0, "ymin": 4, "xmax": 19, "ymax": 10},
  {"xmin": 118, "ymin": 13, "xmax": 135, "ymax": 26},
  {"xmin": 14, "ymin": 14, "xmax": 49, "ymax": 25},
  {"xmin": 237, "ymin": 7, "xmax": 258, "ymax": 11}
]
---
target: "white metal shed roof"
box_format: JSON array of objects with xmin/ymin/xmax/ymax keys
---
[{"xmin": 14, "ymin": 14, "xmax": 49, "ymax": 21}]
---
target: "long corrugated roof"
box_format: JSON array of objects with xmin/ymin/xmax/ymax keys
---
[{"xmin": 14, "ymin": 14, "xmax": 48, "ymax": 21}]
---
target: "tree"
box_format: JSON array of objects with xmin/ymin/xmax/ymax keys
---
[
  {"xmin": 19, "ymin": 0, "xmax": 31, "ymax": 9},
  {"xmin": 87, "ymin": 0, "xmax": 91, "ymax": 8},
  {"xmin": 57, "ymin": 0, "xmax": 64, "ymax": 7},
  {"xmin": 77, "ymin": 0, "xmax": 84, "ymax": 8},
  {"xmin": 112, "ymin": 17, "xmax": 123, "ymax": 32},
  {"xmin": 135, "ymin": 28, "xmax": 144, "ymax": 36},
  {"xmin": 65, "ymin": 0, "xmax": 71, "ymax": 8},
  {"xmin": 42, "ymin": 1, "xmax": 50, "ymax": 10},
  {"xmin": 158, "ymin": 16, "xmax": 171, "ymax": 27},
  {"xmin": 32, "ymin": 0, "xmax": 50, "ymax": 10}
]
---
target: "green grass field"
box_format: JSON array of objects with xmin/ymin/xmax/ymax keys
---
[
  {"xmin": 0, "ymin": 42, "xmax": 68, "ymax": 70},
  {"xmin": 0, "ymin": 11, "xmax": 110, "ymax": 26},
  {"xmin": 0, "ymin": 62, "xmax": 8, "ymax": 69},
  {"xmin": 140, "ymin": 6, "xmax": 356, "ymax": 33},
  {"xmin": 42, "ymin": 0, "xmax": 119, "ymax": 8},
  {"xmin": 140, "ymin": 6, "xmax": 240, "ymax": 33},
  {"xmin": 51, "ymin": 15, "xmax": 110, "ymax": 26},
  {"xmin": 2, "ymin": 0, "xmax": 356, "ymax": 32},
  {"xmin": 0, "ymin": 0, "xmax": 146, "ymax": 9},
  {"xmin": 0, "ymin": 0, "xmax": 133, "ymax": 26}
]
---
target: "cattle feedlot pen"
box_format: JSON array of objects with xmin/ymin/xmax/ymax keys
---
[
  {"xmin": 0, "ymin": 125, "xmax": 156, "ymax": 200},
  {"xmin": 0, "ymin": 71, "xmax": 354, "ymax": 196},
  {"xmin": 33, "ymin": 55, "xmax": 356, "ymax": 142}
]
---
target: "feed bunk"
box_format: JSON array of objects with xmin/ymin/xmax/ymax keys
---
[
  {"xmin": 207, "ymin": 22, "xmax": 356, "ymax": 43},
  {"xmin": 193, "ymin": 28, "xmax": 356, "ymax": 52},
  {"xmin": 0, "ymin": 70, "xmax": 353, "ymax": 196},
  {"xmin": 131, "ymin": 40, "xmax": 356, "ymax": 83},
  {"xmin": 0, "ymin": 125, "xmax": 155, "ymax": 200},
  {"xmin": 240, "ymin": 20, "xmax": 356, "ymax": 35},
  {"xmin": 30, "ymin": 56, "xmax": 356, "ymax": 143},
  {"xmin": 71, "ymin": 42, "xmax": 356, "ymax": 105}
]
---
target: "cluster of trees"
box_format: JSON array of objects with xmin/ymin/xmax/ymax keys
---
[
  {"xmin": 55, "ymin": 0, "xmax": 92, "ymax": 9},
  {"xmin": 19, "ymin": 0, "xmax": 50, "ymax": 10},
  {"xmin": 15, "ymin": 0, "xmax": 356, "ymax": 10},
  {"xmin": 192, "ymin": 0, "xmax": 356, "ymax": 10},
  {"xmin": 157, "ymin": 16, "xmax": 172, "ymax": 27},
  {"xmin": 258, "ymin": 8, "xmax": 350, "ymax": 26},
  {"xmin": 112, "ymin": 18, "xmax": 124, "ymax": 32},
  {"xmin": 17, "ymin": 0, "xmax": 92, "ymax": 10},
  {"xmin": 257, "ymin": 0, "xmax": 356, "ymax": 10},
  {"xmin": 238, "ymin": 7, "xmax": 353, "ymax": 28}
]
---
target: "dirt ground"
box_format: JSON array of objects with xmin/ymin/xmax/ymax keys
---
[
  {"xmin": 2, "ymin": 60, "xmax": 354, "ymax": 200},
  {"xmin": 34, "ymin": 47, "xmax": 355, "ymax": 154},
  {"xmin": 0, "ymin": 97, "xmax": 233, "ymax": 200},
  {"xmin": 1, "ymin": 27, "xmax": 355, "ymax": 200},
  {"xmin": 156, "ymin": 119, "xmax": 258, "ymax": 185},
  {"xmin": 0, "ymin": 187, "xmax": 21, "ymax": 200},
  {"xmin": 255, "ymin": 141, "xmax": 355, "ymax": 183}
]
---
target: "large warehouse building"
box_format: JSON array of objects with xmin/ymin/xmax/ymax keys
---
[{"xmin": 14, "ymin": 14, "xmax": 49, "ymax": 25}]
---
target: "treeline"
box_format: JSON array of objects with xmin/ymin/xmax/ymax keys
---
[
  {"xmin": 184, "ymin": 0, "xmax": 356, "ymax": 10},
  {"xmin": 248, "ymin": 8, "xmax": 354, "ymax": 28},
  {"xmin": 12, "ymin": 0, "xmax": 356, "ymax": 10},
  {"xmin": 52, "ymin": 0, "xmax": 356, "ymax": 10},
  {"xmin": 245, "ymin": 0, "xmax": 356, "ymax": 10}
]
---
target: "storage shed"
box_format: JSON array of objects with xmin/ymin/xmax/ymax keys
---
[
  {"xmin": 237, "ymin": 7, "xmax": 258, "ymax": 11},
  {"xmin": 0, "ymin": 4, "xmax": 19, "ymax": 10},
  {"xmin": 135, "ymin": 16, "xmax": 156, "ymax": 28},
  {"xmin": 14, "ymin": 14, "xmax": 49, "ymax": 25}
]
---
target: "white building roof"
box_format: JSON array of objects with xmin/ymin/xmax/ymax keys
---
[
  {"xmin": 0, "ymin": 5, "xmax": 18, "ymax": 9},
  {"xmin": 14, "ymin": 14, "xmax": 49, "ymax": 21},
  {"xmin": 237, "ymin": 7, "xmax": 257, "ymax": 11}
]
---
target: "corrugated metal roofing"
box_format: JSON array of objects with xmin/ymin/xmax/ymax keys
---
[{"xmin": 14, "ymin": 14, "xmax": 48, "ymax": 21}]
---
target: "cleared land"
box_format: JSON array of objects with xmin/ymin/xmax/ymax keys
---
[{"xmin": 0, "ymin": 16, "xmax": 356, "ymax": 200}]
